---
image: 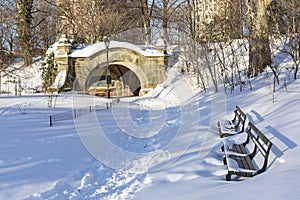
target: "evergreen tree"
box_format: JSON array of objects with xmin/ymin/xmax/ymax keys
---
[{"xmin": 41, "ymin": 52, "xmax": 55, "ymax": 91}]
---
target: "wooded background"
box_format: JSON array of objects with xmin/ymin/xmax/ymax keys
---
[{"xmin": 0, "ymin": 0, "xmax": 299, "ymax": 88}]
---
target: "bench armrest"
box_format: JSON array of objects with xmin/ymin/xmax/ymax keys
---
[
  {"xmin": 224, "ymin": 151, "xmax": 248, "ymax": 157},
  {"xmin": 218, "ymin": 119, "xmax": 236, "ymax": 130},
  {"xmin": 223, "ymin": 132, "xmax": 248, "ymax": 144},
  {"xmin": 222, "ymin": 132, "xmax": 248, "ymax": 152}
]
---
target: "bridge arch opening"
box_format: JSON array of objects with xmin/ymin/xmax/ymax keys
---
[{"xmin": 86, "ymin": 64, "xmax": 141, "ymax": 97}]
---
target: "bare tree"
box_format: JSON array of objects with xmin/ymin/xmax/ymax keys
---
[
  {"xmin": 180, "ymin": 33, "xmax": 207, "ymax": 91},
  {"xmin": 267, "ymin": 0, "xmax": 300, "ymax": 80},
  {"xmin": 56, "ymin": 0, "xmax": 142, "ymax": 44},
  {"xmin": 1, "ymin": 0, "xmax": 18, "ymax": 52},
  {"xmin": 31, "ymin": 0, "xmax": 57, "ymax": 55},
  {"xmin": 1, "ymin": 0, "xmax": 56, "ymax": 66},
  {"xmin": 185, "ymin": 0, "xmax": 194, "ymax": 39},
  {"xmin": 1, "ymin": 0, "xmax": 18, "ymax": 70},
  {"xmin": 140, "ymin": 0, "xmax": 155, "ymax": 45},
  {"xmin": 153, "ymin": 0, "xmax": 185, "ymax": 45}
]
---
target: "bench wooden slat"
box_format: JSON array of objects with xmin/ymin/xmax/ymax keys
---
[
  {"xmin": 237, "ymin": 144, "xmax": 247, "ymax": 154},
  {"xmin": 229, "ymin": 154, "xmax": 255, "ymax": 170}
]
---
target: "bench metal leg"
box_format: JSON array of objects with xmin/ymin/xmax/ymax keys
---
[
  {"xmin": 223, "ymin": 157, "xmax": 227, "ymax": 165},
  {"xmin": 221, "ymin": 145, "xmax": 224, "ymax": 152},
  {"xmin": 226, "ymin": 173, "xmax": 232, "ymax": 181}
]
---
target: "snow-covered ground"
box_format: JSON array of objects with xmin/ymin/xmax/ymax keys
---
[
  {"xmin": 0, "ymin": 58, "xmax": 43, "ymax": 95},
  {"xmin": 1, "ymin": 63, "xmax": 300, "ymax": 200}
]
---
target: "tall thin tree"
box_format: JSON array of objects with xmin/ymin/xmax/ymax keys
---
[
  {"xmin": 16, "ymin": 0, "xmax": 34, "ymax": 66},
  {"xmin": 140, "ymin": 0, "xmax": 155, "ymax": 45}
]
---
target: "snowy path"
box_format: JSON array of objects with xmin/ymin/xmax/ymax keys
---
[{"xmin": 24, "ymin": 162, "xmax": 151, "ymax": 200}]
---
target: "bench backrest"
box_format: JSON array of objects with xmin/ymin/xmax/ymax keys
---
[
  {"xmin": 246, "ymin": 122, "xmax": 273, "ymax": 174},
  {"xmin": 232, "ymin": 106, "xmax": 247, "ymax": 132}
]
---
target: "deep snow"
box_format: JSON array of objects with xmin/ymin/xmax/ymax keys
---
[{"xmin": 1, "ymin": 66, "xmax": 300, "ymax": 199}]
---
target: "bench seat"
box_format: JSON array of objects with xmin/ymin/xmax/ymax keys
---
[
  {"xmin": 223, "ymin": 122, "xmax": 273, "ymax": 181},
  {"xmin": 222, "ymin": 132, "xmax": 250, "ymax": 155},
  {"xmin": 226, "ymin": 156, "xmax": 257, "ymax": 174}
]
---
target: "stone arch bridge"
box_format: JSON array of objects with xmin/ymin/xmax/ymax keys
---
[{"xmin": 54, "ymin": 37, "xmax": 169, "ymax": 96}]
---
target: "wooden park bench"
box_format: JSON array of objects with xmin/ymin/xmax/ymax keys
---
[
  {"xmin": 222, "ymin": 122, "xmax": 273, "ymax": 181},
  {"xmin": 217, "ymin": 106, "xmax": 247, "ymax": 138}
]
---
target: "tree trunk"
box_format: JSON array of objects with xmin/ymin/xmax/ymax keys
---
[
  {"xmin": 161, "ymin": 0, "xmax": 170, "ymax": 45},
  {"xmin": 247, "ymin": 0, "xmax": 272, "ymax": 76},
  {"xmin": 294, "ymin": 63, "xmax": 299, "ymax": 80},
  {"xmin": 204, "ymin": 45, "xmax": 218, "ymax": 92},
  {"xmin": 141, "ymin": 0, "xmax": 154, "ymax": 45},
  {"xmin": 186, "ymin": 0, "xmax": 195, "ymax": 40}
]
